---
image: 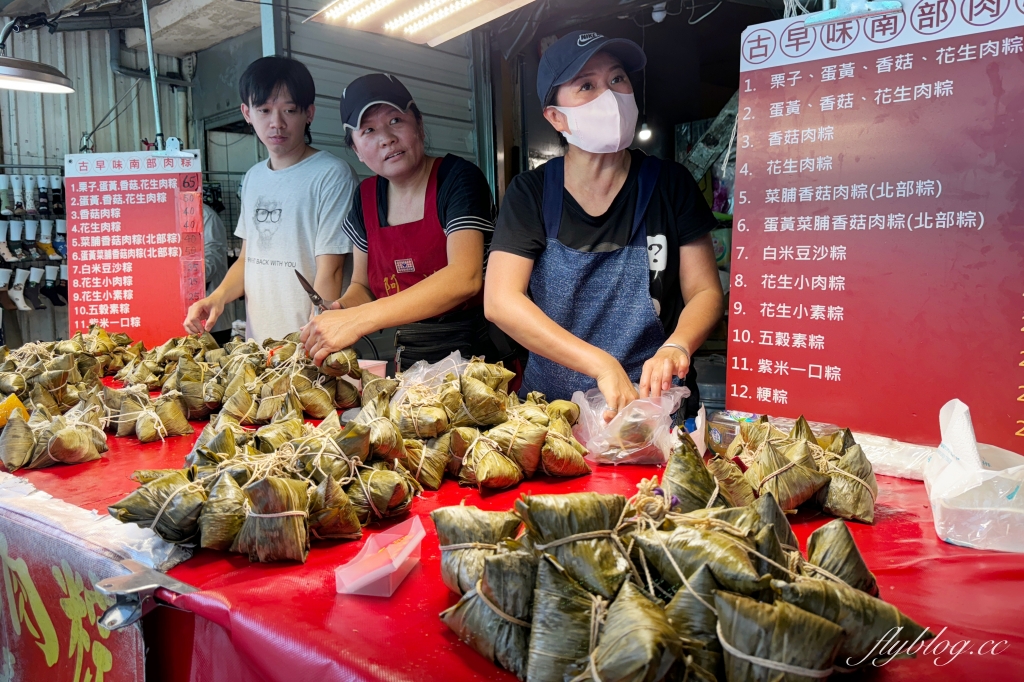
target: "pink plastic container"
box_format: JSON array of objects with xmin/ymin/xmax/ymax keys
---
[{"xmin": 335, "ymin": 516, "xmax": 425, "ymax": 597}]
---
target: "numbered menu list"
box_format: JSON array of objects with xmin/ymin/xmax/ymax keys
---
[
  {"xmin": 65, "ymin": 152, "xmax": 205, "ymax": 348},
  {"xmin": 730, "ymin": 10, "xmax": 1024, "ymax": 450}
]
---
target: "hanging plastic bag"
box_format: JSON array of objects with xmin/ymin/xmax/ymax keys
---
[
  {"xmin": 923, "ymin": 399, "xmax": 1024, "ymax": 553},
  {"xmin": 571, "ymin": 386, "xmax": 688, "ymax": 465}
]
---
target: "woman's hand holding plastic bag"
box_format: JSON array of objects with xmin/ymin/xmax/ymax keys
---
[{"xmin": 571, "ymin": 385, "xmax": 689, "ymax": 465}]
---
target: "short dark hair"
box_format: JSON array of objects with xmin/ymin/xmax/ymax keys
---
[
  {"xmin": 239, "ymin": 56, "xmax": 316, "ymax": 109},
  {"xmin": 343, "ymin": 102, "xmax": 425, "ymax": 148}
]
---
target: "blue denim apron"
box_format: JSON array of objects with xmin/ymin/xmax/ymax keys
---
[{"xmin": 521, "ymin": 155, "xmax": 666, "ymax": 401}]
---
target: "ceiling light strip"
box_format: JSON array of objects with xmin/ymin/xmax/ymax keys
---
[
  {"xmin": 404, "ymin": 0, "xmax": 479, "ymax": 34},
  {"xmin": 383, "ymin": 0, "xmax": 452, "ymax": 31},
  {"xmin": 349, "ymin": 0, "xmax": 399, "ymax": 23},
  {"xmin": 325, "ymin": 0, "xmax": 369, "ymax": 20}
]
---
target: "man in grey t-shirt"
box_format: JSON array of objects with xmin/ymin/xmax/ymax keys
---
[{"xmin": 184, "ymin": 56, "xmax": 355, "ymax": 342}]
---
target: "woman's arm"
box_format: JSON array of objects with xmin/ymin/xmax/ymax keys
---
[
  {"xmin": 337, "ymin": 249, "xmax": 375, "ymax": 308},
  {"xmin": 484, "ymin": 251, "xmax": 638, "ymax": 417},
  {"xmin": 300, "ymin": 230, "xmax": 484, "ymax": 361},
  {"xmin": 639, "ymin": 234, "xmax": 724, "ymax": 397}
]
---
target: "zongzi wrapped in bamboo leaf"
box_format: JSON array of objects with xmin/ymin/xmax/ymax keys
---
[
  {"xmin": 25, "ymin": 417, "xmax": 102, "ymax": 469},
  {"xmin": 198, "ymin": 473, "xmax": 248, "ymax": 550},
  {"xmin": 744, "ymin": 441, "xmax": 830, "ymax": 511},
  {"xmin": 345, "ymin": 464, "xmax": 418, "ymax": 525},
  {"xmin": 108, "ymin": 471, "xmax": 206, "ymax": 543},
  {"xmin": 452, "ymin": 376, "xmax": 508, "ymax": 427},
  {"xmin": 546, "ymin": 399, "xmax": 580, "ymax": 426},
  {"xmin": 463, "ymin": 357, "xmax": 516, "ymax": 393},
  {"xmin": 516, "ymin": 493, "xmax": 630, "ymax": 600},
  {"xmin": 443, "ymin": 426, "xmax": 479, "ymax": 476},
  {"xmin": 662, "ymin": 434, "xmax": 728, "ymax": 512},
  {"xmin": 356, "ymin": 397, "xmax": 406, "ymax": 462},
  {"xmin": 334, "ymin": 377, "xmax": 360, "ymax": 410},
  {"xmin": 633, "ymin": 525, "xmax": 767, "ymax": 596},
  {"xmin": 231, "ymin": 476, "xmax": 310, "ymax": 562},
  {"xmin": 527, "ymin": 557, "xmax": 606, "ymax": 682},
  {"xmin": 308, "ymin": 475, "xmax": 362, "ymax": 540},
  {"xmin": 803, "ymin": 519, "xmax": 879, "ymax": 596},
  {"xmin": 664, "ymin": 564, "xmax": 722, "ymax": 682},
  {"xmin": 404, "ymin": 438, "xmax": 449, "ymax": 491},
  {"xmin": 773, "ymin": 578, "xmax": 932, "ymax": 668},
  {"xmin": 715, "ymin": 591, "xmax": 844, "ymax": 682},
  {"xmin": 254, "ymin": 418, "xmax": 304, "ymax": 453},
  {"xmin": 390, "ymin": 391, "xmax": 449, "ymax": 439},
  {"xmin": 221, "ymin": 387, "xmax": 258, "ymax": 426},
  {"xmin": 459, "ymin": 436, "xmax": 524, "ymax": 490},
  {"xmin": 431, "ymin": 505, "xmax": 522, "ymax": 595},
  {"xmin": 360, "ymin": 371, "xmax": 398, "ymax": 406},
  {"xmin": 752, "ymin": 492, "xmax": 799, "ymax": 551},
  {"xmin": 334, "ymin": 420, "xmax": 371, "ymax": 461},
  {"xmin": 510, "ymin": 401, "xmax": 549, "ymax": 427},
  {"xmin": 539, "ymin": 418, "xmax": 591, "ymax": 477},
  {"xmin": 564, "ymin": 581, "xmax": 679, "ymax": 682},
  {"xmin": 322, "ymin": 348, "xmax": 361, "ymax": 379},
  {"xmin": 0, "ymin": 372, "xmax": 26, "ymax": 397},
  {"xmin": 136, "ymin": 395, "xmax": 194, "ymax": 444},
  {"xmin": 817, "ymin": 444, "xmax": 877, "ymax": 524},
  {"xmin": 486, "ymin": 418, "xmax": 547, "ymax": 478},
  {"xmin": 706, "ymin": 455, "xmax": 756, "ymax": 507},
  {"xmin": 441, "ymin": 543, "xmax": 538, "ymax": 681},
  {"xmin": 0, "ymin": 410, "xmax": 35, "ymax": 471},
  {"xmin": 790, "ymin": 415, "xmax": 817, "ymax": 443}
]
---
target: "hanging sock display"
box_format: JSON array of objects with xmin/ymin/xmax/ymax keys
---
[
  {"xmin": 49, "ymin": 175, "xmax": 64, "ymax": 216},
  {"xmin": 0, "ymin": 268, "xmax": 17, "ymax": 310},
  {"xmin": 23, "ymin": 175, "xmax": 37, "ymax": 216},
  {"xmin": 36, "ymin": 175, "xmax": 50, "ymax": 218},
  {"xmin": 40, "ymin": 265, "xmax": 65, "ymax": 307},
  {"xmin": 36, "ymin": 219, "xmax": 61, "ymax": 261},
  {"xmin": 8, "ymin": 221, "xmax": 28, "ymax": 261},
  {"xmin": 0, "ymin": 176, "xmax": 12, "ymax": 217},
  {"xmin": 24, "ymin": 267, "xmax": 46, "ymax": 310},
  {"xmin": 10, "ymin": 176, "xmax": 25, "ymax": 217},
  {"xmin": 23, "ymin": 221, "xmax": 42, "ymax": 261},
  {"xmin": 8, "ymin": 269, "xmax": 33, "ymax": 312},
  {"xmin": 54, "ymin": 219, "xmax": 67, "ymax": 258},
  {"xmin": 0, "ymin": 222, "xmax": 18, "ymax": 264}
]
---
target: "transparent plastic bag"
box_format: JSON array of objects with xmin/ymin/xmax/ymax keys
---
[
  {"xmin": 571, "ymin": 386, "xmax": 689, "ymax": 465},
  {"xmin": 923, "ymin": 399, "xmax": 1024, "ymax": 553},
  {"xmin": 389, "ymin": 350, "xmax": 468, "ymax": 409}
]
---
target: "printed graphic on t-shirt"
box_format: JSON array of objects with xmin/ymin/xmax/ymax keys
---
[
  {"xmin": 395, "ymin": 258, "xmax": 415, "ymax": 273},
  {"xmin": 647, "ymin": 234, "xmax": 668, "ymax": 273},
  {"xmin": 253, "ymin": 198, "xmax": 283, "ymax": 249}
]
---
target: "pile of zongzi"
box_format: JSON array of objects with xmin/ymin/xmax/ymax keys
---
[{"xmin": 436, "ymin": 481, "xmax": 928, "ymax": 682}]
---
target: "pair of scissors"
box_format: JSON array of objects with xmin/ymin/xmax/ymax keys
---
[{"xmin": 294, "ymin": 270, "xmax": 326, "ymax": 315}]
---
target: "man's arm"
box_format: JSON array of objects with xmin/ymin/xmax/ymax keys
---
[{"xmin": 337, "ymin": 249, "xmax": 375, "ymax": 308}]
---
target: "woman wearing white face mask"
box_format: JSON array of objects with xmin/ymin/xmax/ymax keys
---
[{"xmin": 486, "ymin": 31, "xmax": 724, "ymax": 418}]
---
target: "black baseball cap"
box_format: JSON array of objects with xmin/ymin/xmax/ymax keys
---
[
  {"xmin": 340, "ymin": 73, "xmax": 414, "ymax": 130},
  {"xmin": 537, "ymin": 30, "xmax": 647, "ymax": 107}
]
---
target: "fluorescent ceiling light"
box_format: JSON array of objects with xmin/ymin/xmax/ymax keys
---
[
  {"xmin": 308, "ymin": 0, "xmax": 538, "ymax": 47},
  {"xmin": 0, "ymin": 55, "xmax": 73, "ymax": 93}
]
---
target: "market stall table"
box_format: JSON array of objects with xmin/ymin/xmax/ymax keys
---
[{"xmin": 17, "ymin": 422, "xmax": 1024, "ymax": 682}]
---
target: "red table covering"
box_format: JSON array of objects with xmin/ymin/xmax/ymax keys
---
[{"xmin": 18, "ymin": 424, "xmax": 1024, "ymax": 682}]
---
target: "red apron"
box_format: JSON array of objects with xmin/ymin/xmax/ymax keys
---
[{"xmin": 362, "ymin": 157, "xmax": 481, "ymax": 311}]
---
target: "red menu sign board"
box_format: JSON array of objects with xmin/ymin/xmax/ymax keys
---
[
  {"xmin": 730, "ymin": 7, "xmax": 1024, "ymax": 451},
  {"xmin": 64, "ymin": 151, "xmax": 205, "ymax": 348}
]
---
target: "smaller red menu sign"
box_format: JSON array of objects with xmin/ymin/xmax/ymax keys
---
[{"xmin": 64, "ymin": 152, "xmax": 205, "ymax": 348}]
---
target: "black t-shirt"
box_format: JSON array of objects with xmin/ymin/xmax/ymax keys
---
[
  {"xmin": 342, "ymin": 154, "xmax": 495, "ymax": 253},
  {"xmin": 490, "ymin": 149, "xmax": 718, "ymax": 333}
]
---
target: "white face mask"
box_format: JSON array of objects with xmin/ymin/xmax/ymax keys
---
[{"xmin": 552, "ymin": 89, "xmax": 639, "ymax": 154}]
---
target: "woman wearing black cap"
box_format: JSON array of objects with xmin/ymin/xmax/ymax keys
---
[
  {"xmin": 301, "ymin": 73, "xmax": 504, "ymax": 372},
  {"xmin": 485, "ymin": 31, "xmax": 723, "ymax": 418}
]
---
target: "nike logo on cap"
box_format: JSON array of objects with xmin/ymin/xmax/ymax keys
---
[{"xmin": 577, "ymin": 32, "xmax": 603, "ymax": 46}]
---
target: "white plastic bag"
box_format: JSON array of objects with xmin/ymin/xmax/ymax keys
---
[
  {"xmin": 923, "ymin": 399, "xmax": 1024, "ymax": 553},
  {"xmin": 571, "ymin": 386, "xmax": 689, "ymax": 465},
  {"xmin": 852, "ymin": 432, "xmax": 934, "ymax": 481}
]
